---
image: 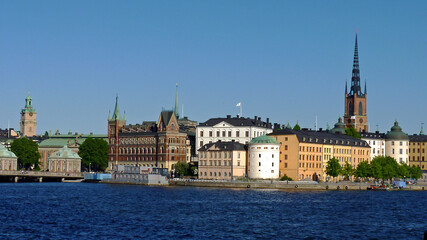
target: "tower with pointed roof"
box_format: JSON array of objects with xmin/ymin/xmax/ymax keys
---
[
  {"xmin": 344, "ymin": 33, "xmax": 368, "ymax": 132},
  {"xmin": 108, "ymin": 96, "xmax": 126, "ymax": 167},
  {"xmin": 20, "ymin": 93, "xmax": 37, "ymax": 137}
]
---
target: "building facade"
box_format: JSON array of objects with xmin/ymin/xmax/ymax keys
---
[
  {"xmin": 198, "ymin": 141, "xmax": 247, "ymax": 180},
  {"xmin": 20, "ymin": 93, "xmax": 37, "ymax": 137},
  {"xmin": 0, "ymin": 145, "xmax": 18, "ymax": 171},
  {"xmin": 48, "ymin": 145, "xmax": 81, "ymax": 173},
  {"xmin": 409, "ymin": 134, "xmax": 427, "ymax": 171},
  {"xmin": 385, "ymin": 121, "xmax": 409, "ymax": 164},
  {"xmin": 196, "ymin": 115, "xmax": 273, "ymax": 154},
  {"xmin": 247, "ymin": 135, "xmax": 280, "ymax": 179},
  {"xmin": 108, "ymin": 96, "xmax": 188, "ymax": 172},
  {"xmin": 344, "ymin": 34, "xmax": 368, "ymax": 132},
  {"xmin": 269, "ymin": 129, "xmax": 371, "ymax": 181},
  {"xmin": 39, "ymin": 133, "xmax": 107, "ymax": 171},
  {"xmin": 361, "ymin": 132, "xmax": 386, "ymax": 160}
]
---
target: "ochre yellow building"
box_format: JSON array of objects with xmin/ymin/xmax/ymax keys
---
[
  {"xmin": 269, "ymin": 129, "xmax": 371, "ymax": 181},
  {"xmin": 409, "ymin": 134, "xmax": 427, "ymax": 171}
]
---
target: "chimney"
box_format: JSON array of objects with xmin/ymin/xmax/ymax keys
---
[
  {"xmin": 254, "ymin": 115, "xmax": 257, "ymax": 121},
  {"xmin": 319, "ymin": 128, "xmax": 323, "ymax": 132},
  {"xmin": 266, "ymin": 118, "xmax": 269, "ymax": 124},
  {"xmin": 258, "ymin": 117, "xmax": 261, "ymax": 121},
  {"xmin": 227, "ymin": 115, "xmax": 231, "ymax": 119}
]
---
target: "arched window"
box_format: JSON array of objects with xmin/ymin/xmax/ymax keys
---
[
  {"xmin": 359, "ymin": 102, "xmax": 363, "ymax": 115},
  {"xmin": 349, "ymin": 101, "xmax": 353, "ymax": 115}
]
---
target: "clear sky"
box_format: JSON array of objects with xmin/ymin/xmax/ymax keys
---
[{"xmin": 1, "ymin": 1, "xmax": 426, "ymax": 135}]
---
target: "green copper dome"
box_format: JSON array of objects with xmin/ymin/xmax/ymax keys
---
[
  {"xmin": 49, "ymin": 145, "xmax": 81, "ymax": 159},
  {"xmin": 385, "ymin": 121, "xmax": 409, "ymax": 140},
  {"xmin": 0, "ymin": 145, "xmax": 17, "ymax": 158},
  {"xmin": 331, "ymin": 117, "xmax": 346, "ymax": 135},
  {"xmin": 249, "ymin": 135, "xmax": 279, "ymax": 144}
]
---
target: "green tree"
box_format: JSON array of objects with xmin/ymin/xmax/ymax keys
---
[
  {"xmin": 10, "ymin": 137, "xmax": 41, "ymax": 170},
  {"xmin": 355, "ymin": 161, "xmax": 371, "ymax": 179},
  {"xmin": 78, "ymin": 138, "xmax": 108, "ymax": 172},
  {"xmin": 175, "ymin": 161, "xmax": 189, "ymax": 177},
  {"xmin": 370, "ymin": 156, "xmax": 398, "ymax": 182},
  {"xmin": 341, "ymin": 162, "xmax": 355, "ymax": 180},
  {"xmin": 409, "ymin": 165, "xmax": 422, "ymax": 180},
  {"xmin": 326, "ymin": 158, "xmax": 341, "ymax": 181},
  {"xmin": 345, "ymin": 127, "xmax": 361, "ymax": 139},
  {"xmin": 396, "ymin": 163, "xmax": 410, "ymax": 179},
  {"xmin": 44, "ymin": 131, "xmax": 50, "ymax": 139},
  {"xmin": 293, "ymin": 123, "xmax": 301, "ymax": 131},
  {"xmin": 280, "ymin": 175, "xmax": 293, "ymax": 181}
]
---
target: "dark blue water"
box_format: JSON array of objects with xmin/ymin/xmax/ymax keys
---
[{"xmin": 0, "ymin": 183, "xmax": 425, "ymax": 240}]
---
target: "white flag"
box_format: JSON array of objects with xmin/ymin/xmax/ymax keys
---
[
  {"xmin": 236, "ymin": 102, "xmax": 241, "ymax": 107},
  {"xmin": 351, "ymin": 116, "xmax": 356, "ymax": 120}
]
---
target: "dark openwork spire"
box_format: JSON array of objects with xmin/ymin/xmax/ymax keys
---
[
  {"xmin": 345, "ymin": 81, "xmax": 348, "ymax": 94},
  {"xmin": 349, "ymin": 33, "xmax": 363, "ymax": 96}
]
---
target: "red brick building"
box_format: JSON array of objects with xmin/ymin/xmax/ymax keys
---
[{"xmin": 108, "ymin": 96, "xmax": 187, "ymax": 171}]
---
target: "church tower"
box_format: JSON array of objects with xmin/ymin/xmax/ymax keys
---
[
  {"xmin": 20, "ymin": 93, "xmax": 37, "ymax": 137},
  {"xmin": 344, "ymin": 34, "xmax": 368, "ymax": 132},
  {"xmin": 108, "ymin": 95, "xmax": 126, "ymax": 169}
]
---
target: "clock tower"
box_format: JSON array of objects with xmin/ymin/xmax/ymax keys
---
[
  {"xmin": 20, "ymin": 93, "xmax": 37, "ymax": 137},
  {"xmin": 344, "ymin": 34, "xmax": 368, "ymax": 132}
]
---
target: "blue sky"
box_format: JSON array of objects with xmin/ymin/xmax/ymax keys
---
[{"xmin": 1, "ymin": 1, "xmax": 426, "ymax": 135}]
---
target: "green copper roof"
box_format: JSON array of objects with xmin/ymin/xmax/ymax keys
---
[
  {"xmin": 331, "ymin": 117, "xmax": 346, "ymax": 135},
  {"xmin": 21, "ymin": 93, "xmax": 36, "ymax": 113},
  {"xmin": 111, "ymin": 95, "xmax": 124, "ymax": 122},
  {"xmin": 249, "ymin": 135, "xmax": 279, "ymax": 144},
  {"xmin": 49, "ymin": 145, "xmax": 81, "ymax": 159},
  {"xmin": 0, "ymin": 145, "xmax": 17, "ymax": 158},
  {"xmin": 385, "ymin": 121, "xmax": 409, "ymax": 140},
  {"xmin": 39, "ymin": 134, "xmax": 108, "ymax": 147}
]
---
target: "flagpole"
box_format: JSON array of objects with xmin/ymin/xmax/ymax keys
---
[{"xmin": 240, "ymin": 104, "xmax": 242, "ymax": 117}]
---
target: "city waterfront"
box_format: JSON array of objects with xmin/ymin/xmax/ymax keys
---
[{"xmin": 0, "ymin": 183, "xmax": 425, "ymax": 239}]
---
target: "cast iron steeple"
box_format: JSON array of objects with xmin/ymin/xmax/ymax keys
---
[{"xmin": 349, "ymin": 34, "xmax": 363, "ymax": 96}]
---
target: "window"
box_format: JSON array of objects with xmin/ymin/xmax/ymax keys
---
[
  {"xmin": 285, "ymin": 155, "xmax": 288, "ymax": 160},
  {"xmin": 285, "ymin": 137, "xmax": 288, "ymax": 141},
  {"xmin": 200, "ymin": 131, "xmax": 204, "ymax": 137},
  {"xmin": 272, "ymin": 154, "xmax": 274, "ymax": 158},
  {"xmin": 400, "ymin": 149, "xmax": 402, "ymax": 154},
  {"xmin": 259, "ymin": 162, "xmax": 261, "ymax": 166},
  {"xmin": 209, "ymin": 131, "xmax": 212, "ymax": 137},
  {"xmin": 400, "ymin": 141, "xmax": 402, "ymax": 146},
  {"xmin": 285, "ymin": 163, "xmax": 288, "ymax": 168},
  {"xmin": 228, "ymin": 131, "xmax": 231, "ymax": 137},
  {"xmin": 218, "ymin": 172, "xmax": 221, "ymax": 176},
  {"xmin": 214, "ymin": 172, "xmax": 217, "ymax": 176},
  {"xmin": 222, "ymin": 131, "xmax": 225, "ymax": 137},
  {"xmin": 259, "ymin": 154, "xmax": 261, "ymax": 158},
  {"xmin": 392, "ymin": 141, "xmax": 395, "ymax": 146},
  {"xmin": 237, "ymin": 161, "xmax": 240, "ymax": 166},
  {"xmin": 271, "ymin": 170, "xmax": 274, "ymax": 173},
  {"xmin": 217, "ymin": 131, "xmax": 220, "ymax": 137},
  {"xmin": 285, "ymin": 145, "xmax": 288, "ymax": 150},
  {"xmin": 392, "ymin": 149, "xmax": 395, "ymax": 154},
  {"xmin": 236, "ymin": 131, "xmax": 240, "ymax": 137},
  {"xmin": 218, "ymin": 161, "xmax": 221, "ymax": 166},
  {"xmin": 224, "ymin": 161, "xmax": 227, "ymax": 166},
  {"xmin": 272, "ymin": 162, "xmax": 274, "ymax": 167},
  {"xmin": 210, "ymin": 172, "xmax": 212, "ymax": 176},
  {"xmin": 200, "ymin": 141, "xmax": 204, "ymax": 147},
  {"xmin": 224, "ymin": 172, "xmax": 227, "ymax": 177},
  {"xmin": 245, "ymin": 131, "xmax": 249, "ymax": 137}
]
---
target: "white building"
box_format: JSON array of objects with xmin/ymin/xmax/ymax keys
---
[
  {"xmin": 0, "ymin": 145, "xmax": 18, "ymax": 171},
  {"xmin": 196, "ymin": 115, "xmax": 273, "ymax": 155},
  {"xmin": 361, "ymin": 132, "xmax": 386, "ymax": 160},
  {"xmin": 247, "ymin": 135, "xmax": 280, "ymax": 179},
  {"xmin": 48, "ymin": 145, "xmax": 82, "ymax": 173},
  {"xmin": 385, "ymin": 121, "xmax": 409, "ymax": 164}
]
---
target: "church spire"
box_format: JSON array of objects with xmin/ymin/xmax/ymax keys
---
[
  {"xmin": 349, "ymin": 33, "xmax": 362, "ymax": 96},
  {"xmin": 364, "ymin": 80, "xmax": 367, "ymax": 95},
  {"xmin": 345, "ymin": 81, "xmax": 348, "ymax": 94},
  {"xmin": 111, "ymin": 95, "xmax": 123, "ymax": 121},
  {"xmin": 174, "ymin": 83, "xmax": 179, "ymax": 119}
]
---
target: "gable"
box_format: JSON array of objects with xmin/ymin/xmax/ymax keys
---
[{"xmin": 212, "ymin": 121, "xmax": 235, "ymax": 128}]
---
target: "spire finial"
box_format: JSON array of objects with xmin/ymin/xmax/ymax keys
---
[
  {"xmin": 111, "ymin": 95, "xmax": 123, "ymax": 121},
  {"xmin": 364, "ymin": 79, "xmax": 367, "ymax": 95},
  {"xmin": 174, "ymin": 83, "xmax": 179, "ymax": 119},
  {"xmin": 345, "ymin": 80, "xmax": 348, "ymax": 94},
  {"xmin": 421, "ymin": 123, "xmax": 424, "ymax": 135}
]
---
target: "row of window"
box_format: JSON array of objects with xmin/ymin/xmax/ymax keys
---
[
  {"xmin": 199, "ymin": 130, "xmax": 266, "ymax": 138},
  {"xmin": 410, "ymin": 148, "xmax": 426, "ymax": 153},
  {"xmin": 410, "ymin": 156, "xmax": 426, "ymax": 161},
  {"xmin": 200, "ymin": 152, "xmax": 239, "ymax": 159},
  {"xmin": 112, "ymin": 146, "xmax": 186, "ymax": 155},
  {"xmin": 299, "ymin": 162, "xmax": 322, "ymax": 169},
  {"xmin": 199, "ymin": 160, "xmax": 236, "ymax": 166},
  {"xmin": 391, "ymin": 148, "xmax": 409, "ymax": 155},
  {"xmin": 111, "ymin": 156, "xmax": 179, "ymax": 162},
  {"xmin": 110, "ymin": 136, "xmax": 186, "ymax": 145},
  {"xmin": 391, "ymin": 141, "xmax": 409, "ymax": 146},
  {"xmin": 200, "ymin": 171, "xmax": 231, "ymax": 177}
]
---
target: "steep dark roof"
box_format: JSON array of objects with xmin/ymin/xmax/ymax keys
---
[
  {"xmin": 269, "ymin": 128, "xmax": 370, "ymax": 148},
  {"xmin": 198, "ymin": 116, "xmax": 272, "ymax": 128},
  {"xmin": 161, "ymin": 111, "xmax": 174, "ymax": 126},
  {"xmin": 409, "ymin": 134, "xmax": 427, "ymax": 142},
  {"xmin": 198, "ymin": 141, "xmax": 246, "ymax": 152},
  {"xmin": 361, "ymin": 132, "xmax": 386, "ymax": 139}
]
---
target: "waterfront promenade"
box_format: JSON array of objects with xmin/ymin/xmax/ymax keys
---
[
  {"xmin": 0, "ymin": 170, "xmax": 83, "ymax": 182},
  {"xmin": 170, "ymin": 178, "xmax": 427, "ymax": 191}
]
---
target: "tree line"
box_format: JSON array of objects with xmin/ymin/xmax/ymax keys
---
[{"xmin": 326, "ymin": 156, "xmax": 422, "ymax": 182}]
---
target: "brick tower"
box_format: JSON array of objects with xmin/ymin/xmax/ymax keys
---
[
  {"xmin": 344, "ymin": 34, "xmax": 368, "ymax": 132},
  {"xmin": 20, "ymin": 93, "xmax": 37, "ymax": 137}
]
